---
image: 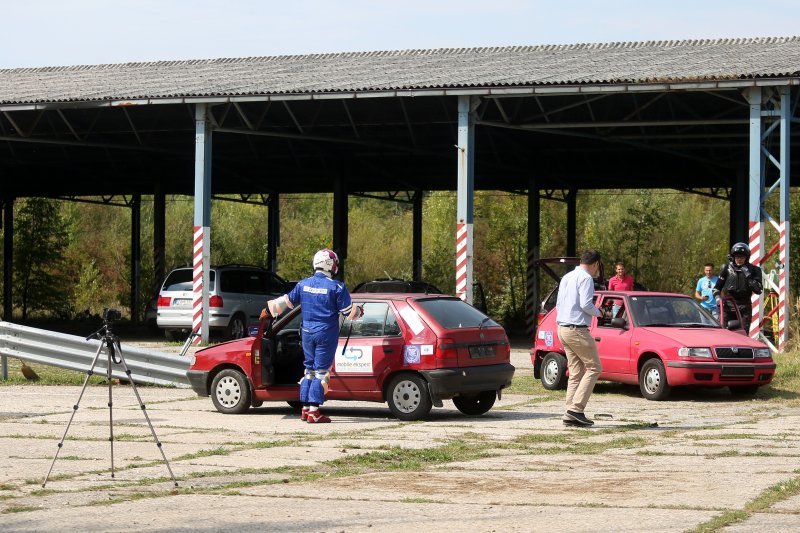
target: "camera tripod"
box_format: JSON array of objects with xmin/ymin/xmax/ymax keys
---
[{"xmin": 42, "ymin": 312, "xmax": 178, "ymax": 488}]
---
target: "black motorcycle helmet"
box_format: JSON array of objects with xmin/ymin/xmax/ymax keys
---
[{"xmin": 730, "ymin": 242, "xmax": 750, "ymax": 259}]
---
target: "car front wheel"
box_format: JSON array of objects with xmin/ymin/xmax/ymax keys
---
[
  {"xmin": 453, "ymin": 390, "xmax": 496, "ymax": 416},
  {"xmin": 386, "ymin": 373, "xmax": 432, "ymax": 421},
  {"xmin": 210, "ymin": 369, "xmax": 251, "ymax": 414},
  {"xmin": 541, "ymin": 352, "xmax": 568, "ymax": 390},
  {"xmin": 639, "ymin": 359, "xmax": 671, "ymax": 401}
]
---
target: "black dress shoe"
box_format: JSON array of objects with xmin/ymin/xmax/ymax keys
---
[{"xmin": 563, "ymin": 410, "xmax": 594, "ymax": 426}]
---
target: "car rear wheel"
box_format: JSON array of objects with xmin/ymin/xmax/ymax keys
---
[
  {"xmin": 729, "ymin": 385, "xmax": 760, "ymax": 396},
  {"xmin": 227, "ymin": 313, "xmax": 247, "ymax": 340},
  {"xmin": 453, "ymin": 390, "xmax": 496, "ymax": 416},
  {"xmin": 541, "ymin": 352, "xmax": 568, "ymax": 390},
  {"xmin": 639, "ymin": 359, "xmax": 671, "ymax": 401},
  {"xmin": 386, "ymin": 373, "xmax": 432, "ymax": 421},
  {"xmin": 210, "ymin": 369, "xmax": 251, "ymax": 414}
]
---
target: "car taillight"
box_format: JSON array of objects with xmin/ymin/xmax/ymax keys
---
[
  {"xmin": 209, "ymin": 295, "xmax": 224, "ymax": 308},
  {"xmin": 157, "ymin": 296, "xmax": 171, "ymax": 307},
  {"xmin": 435, "ymin": 337, "xmax": 458, "ymax": 361},
  {"xmin": 537, "ymin": 312, "xmax": 546, "ymax": 325}
]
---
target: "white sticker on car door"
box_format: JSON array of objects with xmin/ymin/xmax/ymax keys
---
[{"xmin": 335, "ymin": 345, "xmax": 374, "ymax": 373}]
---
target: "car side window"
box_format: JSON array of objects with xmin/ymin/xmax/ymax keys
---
[
  {"xmin": 599, "ymin": 297, "xmax": 625, "ymax": 327},
  {"xmin": 340, "ymin": 302, "xmax": 401, "ymax": 337},
  {"xmin": 245, "ymin": 272, "xmax": 269, "ymax": 295},
  {"xmin": 266, "ymin": 273, "xmax": 286, "ymax": 294},
  {"xmin": 221, "ymin": 271, "xmax": 245, "ymax": 293}
]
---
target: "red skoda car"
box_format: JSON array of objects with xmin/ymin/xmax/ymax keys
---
[
  {"xmin": 187, "ymin": 294, "xmax": 514, "ymax": 420},
  {"xmin": 532, "ymin": 291, "xmax": 775, "ymax": 400}
]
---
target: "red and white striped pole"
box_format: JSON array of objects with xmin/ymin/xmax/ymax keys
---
[
  {"xmin": 191, "ymin": 226, "xmax": 205, "ymax": 344},
  {"xmin": 748, "ymin": 220, "xmax": 762, "ymax": 340},
  {"xmin": 455, "ymin": 222, "xmax": 472, "ymax": 302}
]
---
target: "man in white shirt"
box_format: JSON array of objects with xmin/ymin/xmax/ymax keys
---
[{"xmin": 556, "ymin": 249, "xmax": 604, "ymax": 427}]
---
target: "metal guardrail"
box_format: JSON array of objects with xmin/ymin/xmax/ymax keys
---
[{"xmin": 0, "ymin": 321, "xmax": 191, "ymax": 387}]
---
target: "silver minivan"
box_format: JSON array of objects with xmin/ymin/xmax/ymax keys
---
[{"xmin": 156, "ymin": 265, "xmax": 290, "ymax": 340}]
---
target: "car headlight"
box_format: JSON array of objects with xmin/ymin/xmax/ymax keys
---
[
  {"xmin": 754, "ymin": 348, "xmax": 772, "ymax": 358},
  {"xmin": 678, "ymin": 347, "xmax": 712, "ymax": 358}
]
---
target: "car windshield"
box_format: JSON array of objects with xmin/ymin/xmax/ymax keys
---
[
  {"xmin": 414, "ymin": 297, "xmax": 497, "ymax": 329},
  {"xmin": 628, "ymin": 295, "xmax": 720, "ymax": 328}
]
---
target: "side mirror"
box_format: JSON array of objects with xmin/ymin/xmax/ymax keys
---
[
  {"xmin": 727, "ymin": 320, "xmax": 741, "ymax": 330},
  {"xmin": 610, "ymin": 317, "xmax": 627, "ymax": 329}
]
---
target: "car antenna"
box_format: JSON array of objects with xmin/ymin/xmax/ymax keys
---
[{"xmin": 383, "ymin": 271, "xmax": 394, "ymax": 280}]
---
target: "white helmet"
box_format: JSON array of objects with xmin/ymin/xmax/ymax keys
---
[{"xmin": 313, "ymin": 249, "xmax": 339, "ymax": 277}]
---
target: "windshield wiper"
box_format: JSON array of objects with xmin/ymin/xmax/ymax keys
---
[
  {"xmin": 478, "ymin": 316, "xmax": 491, "ymax": 331},
  {"xmin": 674, "ymin": 322, "xmax": 719, "ymax": 328},
  {"xmin": 639, "ymin": 323, "xmax": 684, "ymax": 327}
]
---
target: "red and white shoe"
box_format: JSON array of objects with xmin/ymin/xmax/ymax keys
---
[
  {"xmin": 300, "ymin": 407, "xmax": 310, "ymax": 421},
  {"xmin": 306, "ymin": 411, "xmax": 331, "ymax": 423}
]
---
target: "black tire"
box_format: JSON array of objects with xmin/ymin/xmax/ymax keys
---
[
  {"xmin": 639, "ymin": 359, "xmax": 671, "ymax": 400},
  {"xmin": 210, "ymin": 368, "xmax": 251, "ymax": 414},
  {"xmin": 386, "ymin": 373, "xmax": 433, "ymax": 421},
  {"xmin": 227, "ymin": 313, "xmax": 247, "ymax": 340},
  {"xmin": 286, "ymin": 400, "xmax": 304, "ymax": 410},
  {"xmin": 541, "ymin": 352, "xmax": 568, "ymax": 390},
  {"xmin": 452, "ymin": 390, "xmax": 496, "ymax": 416},
  {"xmin": 730, "ymin": 385, "xmax": 760, "ymax": 397}
]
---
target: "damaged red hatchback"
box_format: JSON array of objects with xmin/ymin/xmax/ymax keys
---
[{"xmin": 187, "ymin": 294, "xmax": 514, "ymax": 420}]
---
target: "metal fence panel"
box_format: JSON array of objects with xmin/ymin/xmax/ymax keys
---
[{"xmin": 0, "ymin": 322, "xmax": 190, "ymax": 387}]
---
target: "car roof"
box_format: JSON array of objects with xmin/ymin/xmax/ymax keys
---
[
  {"xmin": 352, "ymin": 292, "xmax": 451, "ymax": 301},
  {"xmin": 598, "ymin": 290, "xmax": 687, "ymax": 298}
]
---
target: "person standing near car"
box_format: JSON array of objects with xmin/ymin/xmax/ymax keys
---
[
  {"xmin": 695, "ymin": 262, "xmax": 720, "ymax": 320},
  {"xmin": 714, "ymin": 242, "xmax": 763, "ymax": 333},
  {"xmin": 607, "ymin": 262, "xmax": 634, "ymax": 291},
  {"xmin": 556, "ymin": 249, "xmax": 604, "ymax": 427},
  {"xmin": 260, "ymin": 249, "xmax": 362, "ymax": 423}
]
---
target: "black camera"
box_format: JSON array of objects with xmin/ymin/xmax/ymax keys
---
[{"xmin": 102, "ymin": 308, "xmax": 122, "ymax": 322}]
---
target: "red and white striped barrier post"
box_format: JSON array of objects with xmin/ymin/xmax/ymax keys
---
[
  {"xmin": 778, "ymin": 221, "xmax": 787, "ymax": 351},
  {"xmin": 455, "ymin": 222, "xmax": 472, "ymax": 302},
  {"xmin": 192, "ymin": 226, "xmax": 207, "ymax": 344},
  {"xmin": 748, "ymin": 220, "xmax": 762, "ymax": 340}
]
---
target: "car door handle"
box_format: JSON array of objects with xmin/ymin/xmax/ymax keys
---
[
  {"xmin": 384, "ymin": 347, "xmax": 395, "ymax": 353},
  {"xmin": 594, "ymin": 337, "xmax": 601, "ymax": 342}
]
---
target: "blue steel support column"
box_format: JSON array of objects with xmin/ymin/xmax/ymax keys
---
[
  {"xmin": 746, "ymin": 87, "xmax": 764, "ymax": 341},
  {"xmin": 267, "ymin": 193, "xmax": 279, "ymax": 273},
  {"xmin": 130, "ymin": 194, "xmax": 141, "ymax": 323},
  {"xmin": 526, "ymin": 179, "xmax": 540, "ymax": 338},
  {"xmin": 193, "ymin": 104, "xmax": 212, "ymax": 343},
  {"xmin": 456, "ymin": 96, "xmax": 477, "ymax": 304},
  {"xmin": 333, "ymin": 176, "xmax": 348, "ymax": 280},
  {"xmin": 2, "ymin": 196, "xmax": 11, "ymax": 380},
  {"xmin": 413, "ymin": 191, "xmax": 423, "ymax": 281},
  {"xmin": 566, "ymin": 189, "xmax": 577, "ymax": 257}
]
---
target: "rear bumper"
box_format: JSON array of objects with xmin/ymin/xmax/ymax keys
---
[
  {"xmin": 187, "ymin": 370, "xmax": 210, "ymax": 396},
  {"xmin": 665, "ymin": 361, "xmax": 776, "ymax": 386},
  {"xmin": 420, "ymin": 363, "xmax": 515, "ymax": 400},
  {"xmin": 157, "ymin": 313, "xmax": 229, "ymax": 330}
]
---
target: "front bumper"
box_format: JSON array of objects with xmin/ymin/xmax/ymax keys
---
[
  {"xmin": 420, "ymin": 363, "xmax": 515, "ymax": 401},
  {"xmin": 187, "ymin": 370, "xmax": 210, "ymax": 396},
  {"xmin": 665, "ymin": 361, "xmax": 776, "ymax": 386}
]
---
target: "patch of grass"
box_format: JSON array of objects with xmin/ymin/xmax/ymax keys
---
[
  {"xmin": 690, "ymin": 433, "xmax": 762, "ymax": 441},
  {"xmin": 2, "ymin": 505, "xmax": 41, "ymax": 514},
  {"xmin": 689, "ymin": 475, "xmax": 800, "ymax": 532},
  {"xmin": 0, "ymin": 358, "xmax": 106, "ymax": 386},
  {"xmin": 0, "ymin": 483, "xmax": 15, "ymax": 491},
  {"xmin": 173, "ymin": 447, "xmax": 232, "ymax": 461},
  {"xmin": 400, "ymin": 497, "xmax": 438, "ymax": 503}
]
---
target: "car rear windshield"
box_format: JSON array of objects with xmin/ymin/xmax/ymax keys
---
[
  {"xmin": 163, "ymin": 269, "xmax": 216, "ymax": 292},
  {"xmin": 414, "ymin": 298, "xmax": 497, "ymax": 329}
]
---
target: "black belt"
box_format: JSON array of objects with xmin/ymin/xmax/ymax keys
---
[{"xmin": 559, "ymin": 324, "xmax": 588, "ymax": 329}]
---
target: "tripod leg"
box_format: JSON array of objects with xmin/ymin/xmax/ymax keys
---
[
  {"xmin": 107, "ymin": 342, "xmax": 116, "ymax": 479},
  {"xmin": 43, "ymin": 340, "xmax": 106, "ymax": 488},
  {"xmin": 113, "ymin": 340, "xmax": 179, "ymax": 487}
]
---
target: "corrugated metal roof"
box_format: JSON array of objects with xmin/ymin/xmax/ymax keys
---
[{"xmin": 1, "ymin": 36, "xmax": 799, "ymax": 105}]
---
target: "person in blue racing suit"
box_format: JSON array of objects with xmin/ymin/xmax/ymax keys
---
[{"xmin": 261, "ymin": 249, "xmax": 361, "ymax": 423}]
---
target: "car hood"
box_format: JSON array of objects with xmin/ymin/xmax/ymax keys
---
[
  {"xmin": 196, "ymin": 337, "xmax": 252, "ymax": 355},
  {"xmin": 639, "ymin": 326, "xmax": 767, "ymax": 348}
]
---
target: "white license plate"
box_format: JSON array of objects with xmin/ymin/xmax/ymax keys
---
[{"xmin": 172, "ymin": 298, "xmax": 192, "ymax": 307}]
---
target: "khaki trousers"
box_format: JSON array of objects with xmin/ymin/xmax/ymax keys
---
[{"xmin": 557, "ymin": 326, "xmax": 602, "ymax": 413}]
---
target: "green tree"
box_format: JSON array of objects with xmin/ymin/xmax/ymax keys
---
[{"xmin": 13, "ymin": 198, "xmax": 72, "ymax": 320}]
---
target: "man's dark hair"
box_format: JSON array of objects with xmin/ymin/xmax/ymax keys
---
[
  {"xmin": 704, "ymin": 262, "xmax": 714, "ymax": 269},
  {"xmin": 615, "ymin": 261, "xmax": 625, "ymax": 268},
  {"xmin": 580, "ymin": 249, "xmax": 601, "ymax": 265}
]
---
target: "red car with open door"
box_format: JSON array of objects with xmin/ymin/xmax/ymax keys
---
[{"xmin": 187, "ymin": 293, "xmax": 514, "ymax": 420}]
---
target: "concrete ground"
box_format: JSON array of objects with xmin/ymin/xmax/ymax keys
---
[{"xmin": 1, "ymin": 346, "xmax": 799, "ymax": 532}]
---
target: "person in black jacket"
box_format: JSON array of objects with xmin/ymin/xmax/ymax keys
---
[{"xmin": 714, "ymin": 242, "xmax": 763, "ymax": 332}]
